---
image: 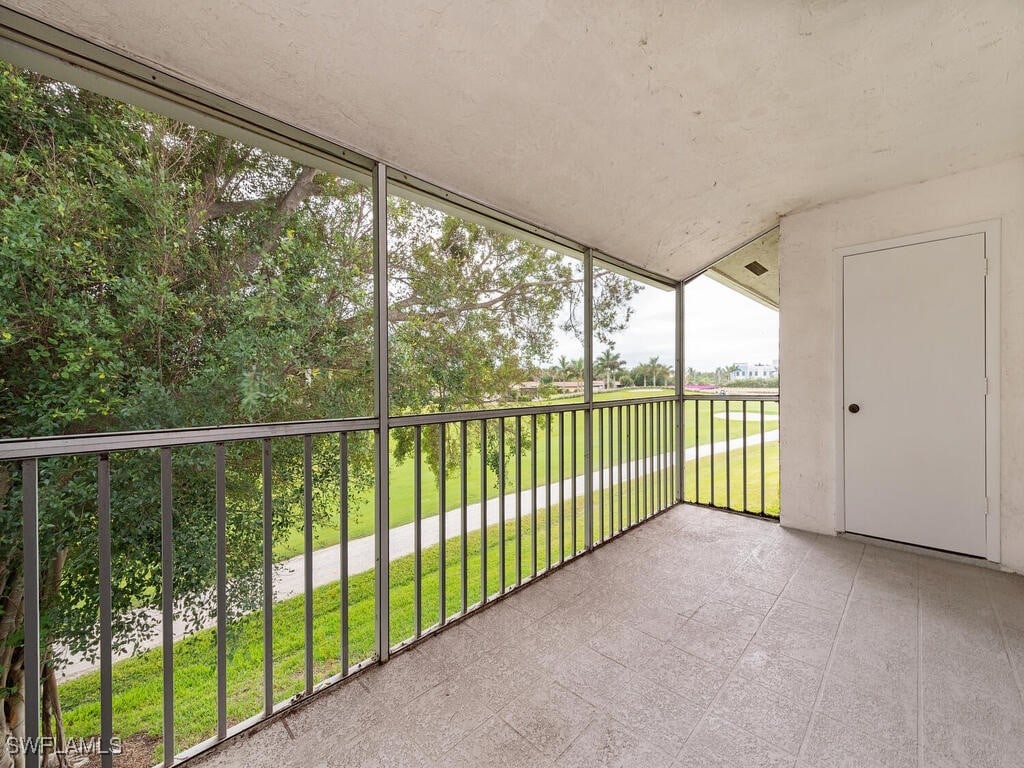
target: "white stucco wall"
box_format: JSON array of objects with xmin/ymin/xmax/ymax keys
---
[{"xmin": 779, "ymin": 156, "xmax": 1024, "ymax": 573}]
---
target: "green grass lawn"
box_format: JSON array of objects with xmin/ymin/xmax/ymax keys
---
[
  {"xmin": 59, "ymin": 473, "xmax": 667, "ymax": 763},
  {"xmin": 275, "ymin": 390, "xmax": 778, "ymax": 559}
]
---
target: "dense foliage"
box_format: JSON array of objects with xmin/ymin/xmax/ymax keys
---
[{"xmin": 0, "ymin": 63, "xmax": 638, "ymax": 765}]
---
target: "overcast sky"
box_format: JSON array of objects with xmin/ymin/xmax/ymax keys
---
[
  {"xmin": 548, "ymin": 273, "xmax": 778, "ymax": 371},
  {"xmin": 684, "ymin": 275, "xmax": 778, "ymax": 371}
]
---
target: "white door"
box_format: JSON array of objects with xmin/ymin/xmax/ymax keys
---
[{"xmin": 843, "ymin": 233, "xmax": 987, "ymax": 555}]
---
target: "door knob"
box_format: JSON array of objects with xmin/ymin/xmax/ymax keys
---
[{"xmin": 848, "ymin": 403, "xmax": 860, "ymax": 414}]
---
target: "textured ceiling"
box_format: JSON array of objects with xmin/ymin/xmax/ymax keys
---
[{"xmin": 6, "ymin": 0, "xmax": 1024, "ymax": 279}]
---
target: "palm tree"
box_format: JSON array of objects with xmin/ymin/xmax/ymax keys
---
[
  {"xmin": 644, "ymin": 356, "xmax": 671, "ymax": 387},
  {"xmin": 565, "ymin": 357, "xmax": 584, "ymax": 382},
  {"xmin": 556, "ymin": 355, "xmax": 572, "ymax": 379},
  {"xmin": 595, "ymin": 348, "xmax": 625, "ymax": 389}
]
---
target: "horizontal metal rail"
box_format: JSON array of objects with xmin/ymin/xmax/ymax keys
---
[
  {"xmin": 683, "ymin": 393, "xmax": 779, "ymax": 402},
  {"xmin": 389, "ymin": 395, "xmax": 676, "ymax": 428},
  {"xmin": 0, "ymin": 417, "xmax": 380, "ymax": 459},
  {"xmin": 0, "ymin": 396, "xmax": 678, "ymax": 460}
]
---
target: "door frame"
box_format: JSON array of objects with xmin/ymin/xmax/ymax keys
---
[{"xmin": 832, "ymin": 220, "xmax": 1001, "ymax": 562}]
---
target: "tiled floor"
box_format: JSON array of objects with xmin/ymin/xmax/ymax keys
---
[{"xmin": 196, "ymin": 505, "xmax": 1024, "ymax": 768}]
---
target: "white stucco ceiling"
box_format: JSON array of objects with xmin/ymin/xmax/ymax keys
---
[{"xmin": 6, "ymin": 0, "xmax": 1024, "ymax": 279}]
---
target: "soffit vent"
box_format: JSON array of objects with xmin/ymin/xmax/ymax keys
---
[{"xmin": 745, "ymin": 260, "xmax": 768, "ymax": 276}]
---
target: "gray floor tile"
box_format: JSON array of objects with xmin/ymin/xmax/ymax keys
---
[
  {"xmin": 553, "ymin": 645, "xmax": 633, "ymax": 708},
  {"xmin": 358, "ymin": 647, "xmax": 446, "ymax": 702},
  {"xmin": 733, "ymin": 643, "xmax": 823, "ymax": 707},
  {"xmin": 451, "ymin": 648, "xmax": 542, "ymax": 711},
  {"xmin": 667, "ymin": 617, "xmax": 752, "ymax": 670},
  {"xmin": 799, "ymin": 713, "xmax": 915, "ymax": 768},
  {"xmin": 499, "ymin": 682, "xmax": 596, "ymax": 758},
  {"xmin": 638, "ymin": 642, "xmax": 729, "ymax": 708},
  {"xmin": 554, "ymin": 715, "xmax": 675, "ymax": 768},
  {"xmin": 504, "ymin": 579, "xmax": 571, "ymax": 619},
  {"xmin": 709, "ymin": 675, "xmax": 813, "ymax": 755},
  {"xmin": 817, "ymin": 674, "xmax": 917, "ymax": 752},
  {"xmin": 318, "ymin": 728, "xmax": 428, "ymax": 768},
  {"xmin": 600, "ymin": 672, "xmax": 703, "ymax": 756},
  {"xmin": 415, "ymin": 622, "xmax": 498, "ymax": 679},
  {"xmin": 710, "ymin": 580, "xmax": 779, "ymax": 617},
  {"xmin": 438, "ymin": 717, "xmax": 551, "ymax": 768},
  {"xmin": 674, "ymin": 714, "xmax": 795, "ymax": 768},
  {"xmin": 588, "ymin": 620, "xmax": 664, "ymax": 670},
  {"xmin": 401, "ymin": 676, "xmax": 495, "ymax": 757},
  {"xmin": 780, "ymin": 578, "xmax": 850, "ymax": 616},
  {"xmin": 689, "ymin": 600, "xmax": 765, "ymax": 641}
]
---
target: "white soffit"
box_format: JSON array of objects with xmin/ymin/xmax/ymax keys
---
[
  {"xmin": 5, "ymin": 0, "xmax": 1023, "ymax": 279},
  {"xmin": 705, "ymin": 229, "xmax": 779, "ymax": 310}
]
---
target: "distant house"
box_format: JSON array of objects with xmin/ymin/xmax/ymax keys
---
[{"xmin": 730, "ymin": 361, "xmax": 778, "ymax": 380}]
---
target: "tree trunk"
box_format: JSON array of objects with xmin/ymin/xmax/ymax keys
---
[
  {"xmin": 1, "ymin": 561, "xmax": 25, "ymax": 768},
  {"xmin": 38, "ymin": 552, "xmax": 67, "ymax": 768},
  {"xmin": 1, "ymin": 548, "xmax": 69, "ymax": 768},
  {"xmin": 40, "ymin": 663, "xmax": 67, "ymax": 768}
]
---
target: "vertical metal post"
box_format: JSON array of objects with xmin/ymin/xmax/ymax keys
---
[
  {"xmin": 302, "ymin": 435, "xmax": 314, "ymax": 694},
  {"xmin": 214, "ymin": 445, "xmax": 227, "ymax": 741},
  {"xmin": 160, "ymin": 448, "xmax": 175, "ymax": 767},
  {"xmin": 515, "ymin": 416, "xmax": 522, "ymax": 586},
  {"xmin": 413, "ymin": 427, "xmax": 422, "ymax": 636},
  {"xmin": 659, "ymin": 401, "xmax": 665, "ymax": 508},
  {"xmin": 438, "ymin": 425, "xmax": 447, "ymax": 625},
  {"xmin": 583, "ymin": 248, "xmax": 594, "ymax": 550},
  {"xmin": 498, "ymin": 418, "xmax": 506, "ymax": 592},
  {"xmin": 742, "ymin": 401, "xmax": 748, "ymax": 513},
  {"xmin": 655, "ymin": 401, "xmax": 661, "ymax": 512},
  {"xmin": 460, "ymin": 422, "xmax": 468, "ymax": 613},
  {"xmin": 709, "ymin": 399, "xmax": 716, "ymax": 507},
  {"xmin": 626, "ymin": 403, "xmax": 634, "ymax": 524},
  {"xmin": 694, "ymin": 400, "xmax": 700, "ymax": 504},
  {"xmin": 598, "ymin": 407, "xmax": 605, "ymax": 541},
  {"xmin": 761, "ymin": 400, "xmax": 767, "ymax": 515},
  {"xmin": 675, "ymin": 281, "xmax": 685, "ymax": 503},
  {"xmin": 557, "ymin": 411, "xmax": 564, "ymax": 563},
  {"xmin": 372, "ymin": 161, "xmax": 390, "ymax": 661},
  {"xmin": 571, "ymin": 410, "xmax": 578, "ymax": 554},
  {"xmin": 531, "ymin": 414, "xmax": 538, "ymax": 577},
  {"xmin": 617, "ymin": 405, "xmax": 624, "ymax": 533},
  {"xmin": 261, "ymin": 440, "xmax": 273, "ymax": 715},
  {"xmin": 643, "ymin": 402, "xmax": 650, "ymax": 518},
  {"xmin": 725, "ymin": 402, "xmax": 732, "ymax": 510},
  {"xmin": 21, "ymin": 458, "xmax": 39, "ymax": 768},
  {"xmin": 480, "ymin": 419, "xmax": 488, "ymax": 603},
  {"xmin": 97, "ymin": 455, "xmax": 113, "ymax": 768},
  {"xmin": 340, "ymin": 433, "xmax": 350, "ymax": 674},
  {"xmin": 545, "ymin": 413, "xmax": 552, "ymax": 569},
  {"xmin": 637, "ymin": 403, "xmax": 644, "ymax": 519}
]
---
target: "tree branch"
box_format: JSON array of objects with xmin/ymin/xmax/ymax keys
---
[{"xmin": 242, "ymin": 166, "xmax": 324, "ymax": 274}]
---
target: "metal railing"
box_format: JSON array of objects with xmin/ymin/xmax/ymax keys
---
[
  {"xmin": 1, "ymin": 395, "xmax": 680, "ymax": 767},
  {"xmin": 682, "ymin": 394, "xmax": 780, "ymax": 517}
]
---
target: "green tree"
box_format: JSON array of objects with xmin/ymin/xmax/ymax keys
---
[
  {"xmin": 594, "ymin": 348, "xmax": 624, "ymax": 389},
  {"xmin": 0, "ymin": 63, "xmax": 639, "ymax": 764}
]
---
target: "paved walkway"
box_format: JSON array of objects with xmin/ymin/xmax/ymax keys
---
[{"xmin": 59, "ymin": 429, "xmax": 778, "ymax": 679}]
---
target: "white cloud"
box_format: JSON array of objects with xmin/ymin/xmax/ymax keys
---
[
  {"xmin": 547, "ymin": 272, "xmax": 777, "ymax": 372},
  {"xmin": 684, "ymin": 276, "xmax": 778, "ymax": 371}
]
